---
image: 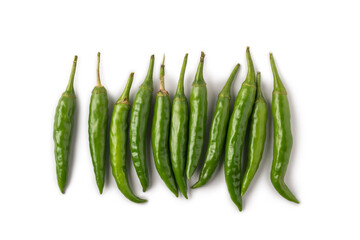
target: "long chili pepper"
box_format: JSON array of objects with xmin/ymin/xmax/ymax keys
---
[
  {"xmin": 224, "ymin": 47, "xmax": 256, "ymax": 211},
  {"xmin": 270, "ymin": 53, "xmax": 299, "ymax": 203},
  {"xmin": 151, "ymin": 56, "xmax": 178, "ymax": 196},
  {"xmin": 192, "ymin": 64, "xmax": 240, "ymax": 189},
  {"xmin": 110, "ymin": 73, "xmax": 147, "ymax": 203},
  {"xmin": 186, "ymin": 52, "xmax": 207, "ymax": 179},
  {"xmin": 53, "ymin": 55, "xmax": 78, "ymax": 193},
  {"xmin": 170, "ymin": 54, "xmax": 189, "ymax": 198},
  {"xmin": 129, "ymin": 55, "xmax": 155, "ymax": 192},
  {"xmin": 241, "ymin": 72, "xmax": 267, "ymax": 196},
  {"xmin": 88, "ymin": 52, "xmax": 109, "ymax": 194}
]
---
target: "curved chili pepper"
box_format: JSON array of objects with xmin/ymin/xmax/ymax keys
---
[
  {"xmin": 241, "ymin": 72, "xmax": 267, "ymax": 196},
  {"xmin": 169, "ymin": 54, "xmax": 189, "ymax": 198},
  {"xmin": 270, "ymin": 53, "xmax": 299, "ymax": 203},
  {"xmin": 53, "ymin": 55, "xmax": 78, "ymax": 193},
  {"xmin": 186, "ymin": 52, "xmax": 207, "ymax": 179},
  {"xmin": 192, "ymin": 63, "xmax": 240, "ymax": 189},
  {"xmin": 151, "ymin": 56, "xmax": 178, "ymax": 196},
  {"xmin": 88, "ymin": 52, "xmax": 109, "ymax": 194},
  {"xmin": 224, "ymin": 47, "xmax": 256, "ymax": 211},
  {"xmin": 110, "ymin": 73, "xmax": 147, "ymax": 203},
  {"xmin": 129, "ymin": 55, "xmax": 155, "ymax": 192}
]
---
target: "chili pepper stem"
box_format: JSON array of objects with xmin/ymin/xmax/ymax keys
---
[
  {"xmin": 160, "ymin": 55, "xmax": 165, "ymax": 90},
  {"xmin": 200, "ymin": 51, "xmax": 205, "ymax": 62},
  {"xmin": 270, "ymin": 53, "xmax": 286, "ymax": 92},
  {"xmin": 96, "ymin": 52, "xmax": 102, "ymax": 87},
  {"xmin": 119, "ymin": 73, "xmax": 134, "ymax": 103},
  {"xmin": 256, "ymin": 72, "xmax": 265, "ymax": 99},
  {"xmin": 220, "ymin": 63, "xmax": 240, "ymax": 96},
  {"xmin": 65, "ymin": 55, "xmax": 78, "ymax": 92},
  {"xmin": 245, "ymin": 47, "xmax": 255, "ymax": 84},
  {"xmin": 193, "ymin": 52, "xmax": 205, "ymax": 85},
  {"xmin": 144, "ymin": 55, "xmax": 155, "ymax": 84},
  {"xmin": 176, "ymin": 53, "xmax": 188, "ymax": 95}
]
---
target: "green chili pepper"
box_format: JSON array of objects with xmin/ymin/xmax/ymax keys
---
[
  {"xmin": 192, "ymin": 64, "xmax": 240, "ymax": 189},
  {"xmin": 169, "ymin": 54, "xmax": 189, "ymax": 198},
  {"xmin": 270, "ymin": 53, "xmax": 299, "ymax": 203},
  {"xmin": 151, "ymin": 56, "xmax": 178, "ymax": 197},
  {"xmin": 88, "ymin": 52, "xmax": 109, "ymax": 194},
  {"xmin": 129, "ymin": 55, "xmax": 155, "ymax": 192},
  {"xmin": 240, "ymin": 72, "xmax": 267, "ymax": 196},
  {"xmin": 110, "ymin": 73, "xmax": 147, "ymax": 203},
  {"xmin": 224, "ymin": 47, "xmax": 256, "ymax": 211},
  {"xmin": 53, "ymin": 55, "xmax": 78, "ymax": 193},
  {"xmin": 186, "ymin": 52, "xmax": 207, "ymax": 179}
]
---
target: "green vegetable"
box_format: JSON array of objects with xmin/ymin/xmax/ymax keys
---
[
  {"xmin": 186, "ymin": 52, "xmax": 207, "ymax": 179},
  {"xmin": 151, "ymin": 56, "xmax": 178, "ymax": 197},
  {"xmin": 110, "ymin": 73, "xmax": 147, "ymax": 203},
  {"xmin": 129, "ymin": 55, "xmax": 155, "ymax": 192},
  {"xmin": 88, "ymin": 52, "xmax": 108, "ymax": 194},
  {"xmin": 241, "ymin": 72, "xmax": 267, "ymax": 196},
  {"xmin": 270, "ymin": 53, "xmax": 299, "ymax": 203},
  {"xmin": 169, "ymin": 54, "xmax": 189, "ymax": 198},
  {"xmin": 192, "ymin": 64, "xmax": 240, "ymax": 189},
  {"xmin": 224, "ymin": 47, "xmax": 256, "ymax": 211},
  {"xmin": 53, "ymin": 55, "xmax": 78, "ymax": 193}
]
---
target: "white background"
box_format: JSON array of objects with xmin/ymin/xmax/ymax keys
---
[{"xmin": 1, "ymin": 0, "xmax": 359, "ymax": 239}]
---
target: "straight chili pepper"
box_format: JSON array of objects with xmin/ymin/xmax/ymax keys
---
[
  {"xmin": 110, "ymin": 73, "xmax": 147, "ymax": 203},
  {"xmin": 88, "ymin": 52, "xmax": 109, "ymax": 194},
  {"xmin": 224, "ymin": 47, "xmax": 256, "ymax": 211},
  {"xmin": 186, "ymin": 52, "xmax": 207, "ymax": 179},
  {"xmin": 53, "ymin": 55, "xmax": 78, "ymax": 193},
  {"xmin": 129, "ymin": 55, "xmax": 155, "ymax": 191},
  {"xmin": 151, "ymin": 56, "xmax": 178, "ymax": 197},
  {"xmin": 192, "ymin": 63, "xmax": 240, "ymax": 189},
  {"xmin": 169, "ymin": 54, "xmax": 189, "ymax": 198},
  {"xmin": 270, "ymin": 53, "xmax": 299, "ymax": 203},
  {"xmin": 241, "ymin": 72, "xmax": 267, "ymax": 196}
]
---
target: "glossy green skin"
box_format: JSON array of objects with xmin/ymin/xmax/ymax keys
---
[
  {"xmin": 270, "ymin": 54, "xmax": 299, "ymax": 203},
  {"xmin": 170, "ymin": 54, "xmax": 189, "ymax": 198},
  {"xmin": 224, "ymin": 48, "xmax": 255, "ymax": 211},
  {"xmin": 89, "ymin": 86, "xmax": 108, "ymax": 194},
  {"xmin": 110, "ymin": 75, "xmax": 147, "ymax": 203},
  {"xmin": 186, "ymin": 53, "xmax": 207, "ymax": 179},
  {"xmin": 152, "ymin": 91, "xmax": 178, "ymax": 197},
  {"xmin": 53, "ymin": 56, "xmax": 77, "ymax": 194},
  {"xmin": 241, "ymin": 74, "xmax": 267, "ymax": 196},
  {"xmin": 192, "ymin": 64, "xmax": 240, "ymax": 189},
  {"xmin": 129, "ymin": 55, "xmax": 154, "ymax": 192}
]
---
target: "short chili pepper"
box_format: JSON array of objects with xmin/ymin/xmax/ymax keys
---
[
  {"xmin": 169, "ymin": 54, "xmax": 189, "ymax": 198},
  {"xmin": 151, "ymin": 56, "xmax": 178, "ymax": 197},
  {"xmin": 224, "ymin": 47, "xmax": 256, "ymax": 211},
  {"xmin": 110, "ymin": 73, "xmax": 147, "ymax": 203},
  {"xmin": 270, "ymin": 53, "xmax": 299, "ymax": 203},
  {"xmin": 192, "ymin": 63, "xmax": 240, "ymax": 189},
  {"xmin": 129, "ymin": 55, "xmax": 155, "ymax": 192},
  {"xmin": 53, "ymin": 55, "xmax": 78, "ymax": 193},
  {"xmin": 88, "ymin": 52, "xmax": 109, "ymax": 194},
  {"xmin": 186, "ymin": 52, "xmax": 207, "ymax": 179},
  {"xmin": 241, "ymin": 72, "xmax": 267, "ymax": 196}
]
